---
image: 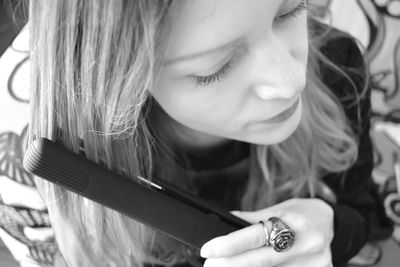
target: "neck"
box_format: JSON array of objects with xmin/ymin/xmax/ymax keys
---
[{"xmin": 169, "ymin": 119, "xmax": 232, "ymax": 152}]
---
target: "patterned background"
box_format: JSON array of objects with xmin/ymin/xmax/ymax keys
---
[{"xmin": 0, "ymin": 0, "xmax": 399, "ymax": 266}]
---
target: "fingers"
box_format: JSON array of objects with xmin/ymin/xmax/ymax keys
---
[
  {"xmin": 231, "ymin": 209, "xmax": 281, "ymax": 224},
  {"xmin": 203, "ymin": 243, "xmax": 326, "ymax": 267},
  {"xmin": 230, "ymin": 208, "xmax": 304, "ymax": 233},
  {"xmin": 205, "ymin": 212, "xmax": 307, "ymax": 257},
  {"xmin": 201, "ymin": 213, "xmax": 327, "ymax": 259},
  {"xmin": 204, "ymin": 246, "xmax": 288, "ymax": 267},
  {"xmin": 203, "ymin": 237, "xmax": 331, "ymax": 267},
  {"xmin": 210, "ymin": 200, "xmax": 334, "ymax": 267},
  {"xmin": 277, "ymin": 250, "xmax": 333, "ymax": 267},
  {"xmin": 201, "ymin": 223, "xmax": 267, "ymax": 258}
]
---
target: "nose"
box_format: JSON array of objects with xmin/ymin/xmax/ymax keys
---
[
  {"xmin": 251, "ymin": 34, "xmax": 304, "ymax": 101},
  {"xmin": 254, "ymin": 83, "xmax": 302, "ymax": 100}
]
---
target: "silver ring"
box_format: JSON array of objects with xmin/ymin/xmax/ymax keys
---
[
  {"xmin": 258, "ymin": 220, "xmax": 270, "ymax": 247},
  {"xmin": 267, "ymin": 217, "xmax": 295, "ymax": 252}
]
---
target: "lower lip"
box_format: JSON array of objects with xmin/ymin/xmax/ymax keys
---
[{"xmin": 263, "ymin": 99, "xmax": 300, "ymax": 124}]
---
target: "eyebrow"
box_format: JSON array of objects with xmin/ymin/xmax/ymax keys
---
[{"xmin": 163, "ymin": 37, "xmax": 245, "ymax": 66}]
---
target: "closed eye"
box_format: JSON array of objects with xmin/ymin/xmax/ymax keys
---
[
  {"xmin": 190, "ymin": 62, "xmax": 233, "ymax": 87},
  {"xmin": 189, "ymin": 0, "xmax": 308, "ymax": 88},
  {"xmin": 275, "ymin": 0, "xmax": 308, "ymax": 23}
]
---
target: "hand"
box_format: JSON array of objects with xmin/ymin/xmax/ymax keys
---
[{"xmin": 200, "ymin": 198, "xmax": 334, "ymax": 267}]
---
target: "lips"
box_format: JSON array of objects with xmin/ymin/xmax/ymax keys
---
[{"xmin": 263, "ymin": 98, "xmax": 300, "ymax": 124}]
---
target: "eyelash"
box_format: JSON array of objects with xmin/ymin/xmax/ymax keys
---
[
  {"xmin": 191, "ymin": 62, "xmax": 233, "ymax": 87},
  {"xmin": 275, "ymin": 0, "xmax": 309, "ymax": 23},
  {"xmin": 190, "ymin": 0, "xmax": 308, "ymax": 87}
]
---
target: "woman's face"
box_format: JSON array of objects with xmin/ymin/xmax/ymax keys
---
[{"xmin": 151, "ymin": 0, "xmax": 308, "ymax": 148}]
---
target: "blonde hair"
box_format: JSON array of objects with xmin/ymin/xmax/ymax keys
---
[{"xmin": 28, "ymin": 1, "xmax": 366, "ymax": 266}]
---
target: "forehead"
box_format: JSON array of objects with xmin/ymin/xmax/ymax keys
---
[{"xmin": 165, "ymin": 0, "xmax": 281, "ymax": 59}]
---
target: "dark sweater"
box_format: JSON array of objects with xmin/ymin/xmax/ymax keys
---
[{"xmin": 145, "ymin": 28, "xmax": 394, "ymax": 267}]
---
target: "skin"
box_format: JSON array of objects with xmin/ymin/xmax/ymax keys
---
[
  {"xmin": 150, "ymin": 0, "xmax": 334, "ymax": 266},
  {"xmin": 151, "ymin": 0, "xmax": 307, "ymax": 149}
]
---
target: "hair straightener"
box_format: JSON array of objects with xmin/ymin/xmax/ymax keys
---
[{"xmin": 23, "ymin": 138, "xmax": 250, "ymax": 251}]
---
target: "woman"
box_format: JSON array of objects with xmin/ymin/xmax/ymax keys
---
[{"xmin": 27, "ymin": 0, "xmax": 392, "ymax": 266}]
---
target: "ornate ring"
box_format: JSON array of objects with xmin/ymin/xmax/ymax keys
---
[{"xmin": 267, "ymin": 216, "xmax": 295, "ymax": 252}]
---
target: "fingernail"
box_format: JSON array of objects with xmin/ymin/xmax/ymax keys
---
[{"xmin": 200, "ymin": 244, "xmax": 215, "ymax": 258}]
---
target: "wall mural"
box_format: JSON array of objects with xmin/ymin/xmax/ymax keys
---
[
  {"xmin": 0, "ymin": 1, "xmax": 399, "ymax": 266},
  {"xmin": 355, "ymin": 0, "xmax": 400, "ymax": 246}
]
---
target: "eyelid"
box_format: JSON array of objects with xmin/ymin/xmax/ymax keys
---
[
  {"xmin": 276, "ymin": 0, "xmax": 308, "ymax": 21},
  {"xmin": 195, "ymin": 49, "xmax": 239, "ymax": 75},
  {"xmin": 189, "ymin": 50, "xmax": 240, "ymax": 82},
  {"xmin": 188, "ymin": 1, "xmax": 308, "ymax": 87},
  {"xmin": 190, "ymin": 62, "xmax": 232, "ymax": 87}
]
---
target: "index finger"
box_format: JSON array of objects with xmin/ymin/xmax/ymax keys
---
[
  {"xmin": 200, "ymin": 210, "xmax": 287, "ymax": 258},
  {"xmin": 201, "ymin": 222, "xmax": 268, "ymax": 258},
  {"xmin": 203, "ymin": 245, "xmax": 293, "ymax": 267},
  {"xmin": 200, "ymin": 215, "xmax": 321, "ymax": 259}
]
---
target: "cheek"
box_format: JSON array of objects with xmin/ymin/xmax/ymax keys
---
[
  {"xmin": 150, "ymin": 79, "xmax": 230, "ymax": 128},
  {"xmin": 280, "ymin": 15, "xmax": 309, "ymax": 67},
  {"xmin": 151, "ymin": 87, "xmax": 195, "ymax": 122},
  {"xmin": 293, "ymin": 22, "xmax": 309, "ymax": 67},
  {"xmin": 286, "ymin": 35, "xmax": 308, "ymax": 88},
  {"xmin": 295, "ymin": 36, "xmax": 308, "ymax": 69}
]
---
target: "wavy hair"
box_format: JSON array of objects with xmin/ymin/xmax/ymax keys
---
[{"xmin": 27, "ymin": 0, "xmax": 366, "ymax": 266}]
